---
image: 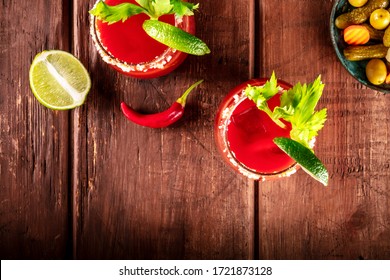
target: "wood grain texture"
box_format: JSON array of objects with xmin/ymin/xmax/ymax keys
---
[
  {"xmin": 71, "ymin": 0, "xmax": 254, "ymax": 259},
  {"xmin": 258, "ymin": 0, "xmax": 390, "ymax": 259},
  {"xmin": 1, "ymin": 0, "xmax": 389, "ymax": 260},
  {"xmin": 0, "ymin": 0, "xmax": 71, "ymax": 259}
]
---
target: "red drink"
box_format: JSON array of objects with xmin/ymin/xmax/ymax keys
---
[
  {"xmin": 90, "ymin": 0, "xmax": 195, "ymax": 78},
  {"xmin": 215, "ymin": 79, "xmax": 299, "ymax": 180}
]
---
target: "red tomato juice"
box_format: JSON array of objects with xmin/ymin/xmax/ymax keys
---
[{"xmin": 227, "ymin": 96, "xmax": 294, "ymax": 173}]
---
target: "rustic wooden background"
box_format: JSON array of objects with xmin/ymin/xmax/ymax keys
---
[{"xmin": 1, "ymin": 0, "xmax": 389, "ymax": 260}]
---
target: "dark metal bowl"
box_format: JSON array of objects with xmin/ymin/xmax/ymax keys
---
[{"xmin": 330, "ymin": 0, "xmax": 390, "ymax": 93}]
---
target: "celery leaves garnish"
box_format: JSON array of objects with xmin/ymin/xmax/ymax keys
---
[
  {"xmin": 245, "ymin": 72, "xmax": 327, "ymax": 150},
  {"xmin": 90, "ymin": 1, "xmax": 146, "ymax": 24},
  {"xmin": 151, "ymin": 0, "xmax": 173, "ymax": 18},
  {"xmin": 245, "ymin": 72, "xmax": 286, "ymax": 129},
  {"xmin": 90, "ymin": 0, "xmax": 199, "ymax": 22},
  {"xmin": 171, "ymin": 0, "xmax": 199, "ymax": 17}
]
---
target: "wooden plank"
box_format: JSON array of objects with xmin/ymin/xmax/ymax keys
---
[
  {"xmin": 0, "ymin": 1, "xmax": 71, "ymax": 258},
  {"xmin": 258, "ymin": 0, "xmax": 390, "ymax": 259},
  {"xmin": 72, "ymin": 0, "xmax": 254, "ymax": 259}
]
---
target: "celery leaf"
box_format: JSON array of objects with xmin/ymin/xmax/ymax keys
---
[
  {"xmin": 244, "ymin": 73, "xmax": 327, "ymax": 150},
  {"xmin": 90, "ymin": 1, "xmax": 146, "ymax": 24}
]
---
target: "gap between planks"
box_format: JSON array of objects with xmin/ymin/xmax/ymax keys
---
[{"xmin": 249, "ymin": 0, "xmax": 261, "ymax": 260}]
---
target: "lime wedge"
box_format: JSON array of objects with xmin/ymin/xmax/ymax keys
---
[
  {"xmin": 29, "ymin": 50, "xmax": 91, "ymax": 110},
  {"xmin": 274, "ymin": 137, "xmax": 329, "ymax": 186},
  {"xmin": 142, "ymin": 20, "xmax": 210, "ymax": 56}
]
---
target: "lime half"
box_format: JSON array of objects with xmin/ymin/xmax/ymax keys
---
[
  {"xmin": 29, "ymin": 50, "xmax": 91, "ymax": 110},
  {"xmin": 274, "ymin": 137, "xmax": 329, "ymax": 186},
  {"xmin": 143, "ymin": 20, "xmax": 210, "ymax": 56}
]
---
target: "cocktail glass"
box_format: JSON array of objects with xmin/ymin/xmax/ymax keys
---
[
  {"xmin": 90, "ymin": 0, "xmax": 195, "ymax": 78},
  {"xmin": 214, "ymin": 78, "xmax": 300, "ymax": 181}
]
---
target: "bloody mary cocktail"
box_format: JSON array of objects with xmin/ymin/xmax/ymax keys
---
[
  {"xmin": 90, "ymin": 0, "xmax": 195, "ymax": 78},
  {"xmin": 215, "ymin": 79, "xmax": 299, "ymax": 180}
]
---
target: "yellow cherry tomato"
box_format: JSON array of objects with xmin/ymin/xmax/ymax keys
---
[
  {"xmin": 366, "ymin": 58, "xmax": 387, "ymax": 85},
  {"xmin": 348, "ymin": 0, "xmax": 368, "ymax": 7},
  {"xmin": 370, "ymin": 9, "xmax": 390, "ymax": 30}
]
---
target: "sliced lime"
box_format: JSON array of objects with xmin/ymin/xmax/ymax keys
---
[
  {"xmin": 29, "ymin": 50, "xmax": 91, "ymax": 110},
  {"xmin": 274, "ymin": 137, "xmax": 329, "ymax": 186},
  {"xmin": 142, "ymin": 19, "xmax": 210, "ymax": 56}
]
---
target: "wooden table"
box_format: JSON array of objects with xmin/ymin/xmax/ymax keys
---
[{"xmin": 1, "ymin": 0, "xmax": 389, "ymax": 260}]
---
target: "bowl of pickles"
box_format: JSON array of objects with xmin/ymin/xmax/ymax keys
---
[{"xmin": 330, "ymin": 0, "xmax": 390, "ymax": 93}]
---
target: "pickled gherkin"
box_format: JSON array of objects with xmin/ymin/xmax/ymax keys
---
[
  {"xmin": 343, "ymin": 44, "xmax": 389, "ymax": 61},
  {"xmin": 362, "ymin": 23, "xmax": 385, "ymax": 40},
  {"xmin": 383, "ymin": 25, "xmax": 390, "ymax": 46},
  {"xmin": 335, "ymin": 0, "xmax": 389, "ymax": 29}
]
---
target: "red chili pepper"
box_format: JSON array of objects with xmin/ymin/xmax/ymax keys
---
[{"xmin": 121, "ymin": 80, "xmax": 203, "ymax": 128}]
